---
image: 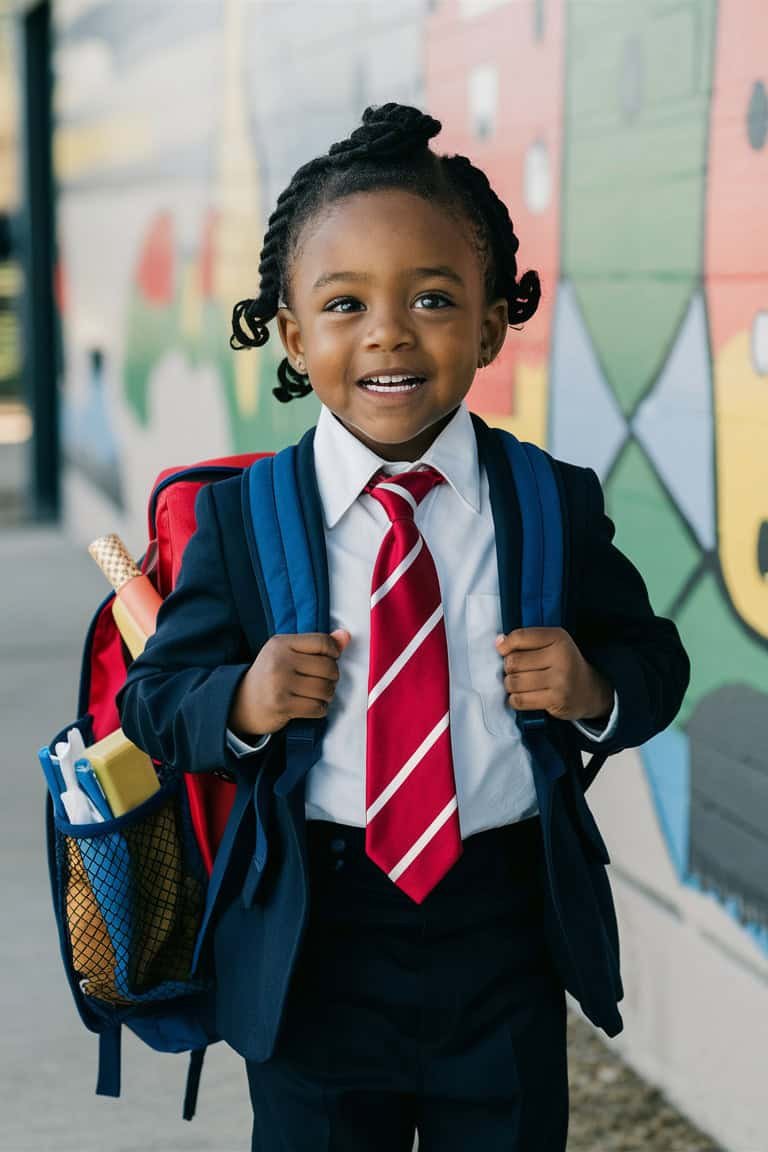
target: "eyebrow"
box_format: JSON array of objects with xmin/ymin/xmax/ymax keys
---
[{"xmin": 311, "ymin": 266, "xmax": 465, "ymax": 291}]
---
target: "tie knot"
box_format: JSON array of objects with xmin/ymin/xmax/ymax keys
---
[{"xmin": 364, "ymin": 465, "xmax": 445, "ymax": 522}]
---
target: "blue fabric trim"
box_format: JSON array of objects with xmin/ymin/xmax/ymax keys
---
[
  {"xmin": 248, "ymin": 457, "xmax": 296, "ymax": 634},
  {"xmin": 495, "ymin": 431, "xmax": 565, "ymax": 732},
  {"xmin": 496, "ymin": 433, "xmax": 546, "ymax": 628},
  {"xmin": 183, "ymin": 1048, "xmax": 206, "ymax": 1121},
  {"xmin": 273, "ymin": 446, "xmax": 318, "ymax": 635},
  {"xmin": 96, "ymin": 1026, "xmax": 121, "ymax": 1097},
  {"xmin": 521, "ymin": 442, "xmax": 564, "ymax": 628}
]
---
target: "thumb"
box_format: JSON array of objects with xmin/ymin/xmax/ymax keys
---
[{"xmin": 330, "ymin": 627, "xmax": 351, "ymax": 653}]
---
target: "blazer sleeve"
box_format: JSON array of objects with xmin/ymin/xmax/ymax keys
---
[
  {"xmin": 565, "ymin": 465, "xmax": 690, "ymax": 757},
  {"xmin": 116, "ymin": 481, "xmax": 265, "ymax": 774}
]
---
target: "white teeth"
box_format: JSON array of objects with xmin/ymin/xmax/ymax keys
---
[
  {"xmin": 364, "ymin": 374, "xmax": 411, "ymax": 384},
  {"xmin": 359, "ymin": 374, "xmax": 424, "ymax": 393},
  {"xmin": 361, "ymin": 381, "xmax": 422, "ymax": 393}
]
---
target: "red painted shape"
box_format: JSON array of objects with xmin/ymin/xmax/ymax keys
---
[
  {"xmin": 425, "ymin": 0, "xmax": 564, "ymax": 418},
  {"xmin": 136, "ymin": 213, "xmax": 175, "ymax": 305},
  {"xmin": 705, "ymin": 0, "xmax": 768, "ymax": 350}
]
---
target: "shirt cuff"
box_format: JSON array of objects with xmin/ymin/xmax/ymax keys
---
[
  {"xmin": 226, "ymin": 728, "xmax": 271, "ymax": 757},
  {"xmin": 571, "ymin": 691, "xmax": 619, "ymax": 743}
]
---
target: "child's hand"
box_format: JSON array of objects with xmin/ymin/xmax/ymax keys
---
[
  {"xmin": 495, "ymin": 627, "xmax": 613, "ymax": 723},
  {"xmin": 229, "ymin": 628, "xmax": 351, "ymax": 736}
]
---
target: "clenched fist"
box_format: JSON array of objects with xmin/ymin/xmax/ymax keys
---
[
  {"xmin": 495, "ymin": 627, "xmax": 613, "ymax": 723},
  {"xmin": 229, "ymin": 628, "xmax": 351, "ymax": 737}
]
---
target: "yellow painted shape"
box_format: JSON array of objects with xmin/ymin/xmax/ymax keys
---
[
  {"xmin": 714, "ymin": 331, "xmax": 768, "ymax": 639},
  {"xmin": 54, "ymin": 118, "xmax": 149, "ymax": 182},
  {"xmin": 235, "ymin": 352, "xmax": 260, "ymax": 418},
  {"xmin": 476, "ymin": 360, "xmax": 548, "ymax": 447}
]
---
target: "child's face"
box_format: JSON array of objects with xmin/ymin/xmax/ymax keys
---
[{"xmin": 277, "ymin": 189, "xmax": 508, "ymax": 461}]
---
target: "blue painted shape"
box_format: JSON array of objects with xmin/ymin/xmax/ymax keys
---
[
  {"xmin": 640, "ymin": 727, "xmax": 690, "ymax": 879},
  {"xmin": 641, "ymin": 729, "xmax": 768, "ymax": 954},
  {"xmin": 549, "ymin": 279, "xmax": 627, "ymax": 478},
  {"xmin": 632, "ymin": 292, "xmax": 715, "ymax": 549}
]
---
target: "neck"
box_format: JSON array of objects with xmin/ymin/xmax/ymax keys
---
[{"xmin": 333, "ymin": 407, "xmax": 460, "ymax": 462}]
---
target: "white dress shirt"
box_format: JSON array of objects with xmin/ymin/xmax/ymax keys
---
[{"xmin": 228, "ymin": 401, "xmax": 618, "ymax": 836}]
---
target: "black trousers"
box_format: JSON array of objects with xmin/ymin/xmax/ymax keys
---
[{"xmin": 246, "ymin": 816, "xmax": 568, "ymax": 1151}]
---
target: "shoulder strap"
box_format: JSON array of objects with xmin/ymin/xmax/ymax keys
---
[
  {"xmin": 494, "ymin": 430, "xmax": 568, "ymax": 784},
  {"xmin": 494, "ymin": 431, "xmax": 564, "ymax": 630},
  {"xmin": 244, "ymin": 445, "xmax": 324, "ymax": 797}
]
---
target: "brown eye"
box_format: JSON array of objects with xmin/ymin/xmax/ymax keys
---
[
  {"xmin": 324, "ymin": 297, "xmax": 363, "ymax": 313},
  {"xmin": 414, "ymin": 293, "xmax": 452, "ymax": 309}
]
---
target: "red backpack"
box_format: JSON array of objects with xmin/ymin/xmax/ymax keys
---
[
  {"xmin": 44, "ymin": 452, "xmax": 271, "ymax": 1115},
  {"xmin": 84, "ymin": 453, "xmax": 270, "ymax": 871}
]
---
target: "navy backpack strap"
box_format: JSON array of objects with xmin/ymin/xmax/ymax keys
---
[
  {"xmin": 495, "ymin": 431, "xmax": 566, "ymax": 783},
  {"xmin": 96, "ymin": 1025, "xmax": 121, "ymax": 1098},
  {"xmin": 183, "ymin": 1047, "xmax": 206, "ymax": 1121},
  {"xmin": 246, "ymin": 446, "xmax": 323, "ymax": 799}
]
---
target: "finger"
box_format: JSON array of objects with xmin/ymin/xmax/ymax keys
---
[
  {"xmin": 503, "ymin": 670, "xmax": 551, "ymax": 696},
  {"xmin": 502, "ymin": 648, "xmax": 554, "ymax": 674},
  {"xmin": 286, "ymin": 632, "xmax": 344, "ymax": 658},
  {"xmin": 505, "ymin": 688, "xmax": 553, "ymax": 712},
  {"xmin": 288, "ymin": 674, "xmax": 336, "ymax": 703},
  {"xmin": 292, "ymin": 652, "xmax": 340, "ymax": 682},
  {"xmin": 330, "ymin": 628, "xmax": 352, "ymax": 653},
  {"xmin": 287, "ymin": 693, "xmax": 330, "ymax": 720},
  {"xmin": 495, "ymin": 627, "xmax": 559, "ymax": 656}
]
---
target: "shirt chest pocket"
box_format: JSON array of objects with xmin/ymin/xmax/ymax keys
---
[{"xmin": 465, "ymin": 593, "xmax": 509, "ymax": 737}]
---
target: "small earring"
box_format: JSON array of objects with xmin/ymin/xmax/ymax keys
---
[{"xmin": 295, "ymin": 358, "xmax": 305, "ymax": 374}]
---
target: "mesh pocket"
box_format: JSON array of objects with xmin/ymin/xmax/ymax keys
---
[{"xmin": 55, "ymin": 784, "xmax": 207, "ymax": 1008}]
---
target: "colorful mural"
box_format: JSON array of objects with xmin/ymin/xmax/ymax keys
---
[
  {"xmin": 54, "ymin": 0, "xmax": 768, "ymax": 952},
  {"xmin": 426, "ymin": 0, "xmax": 768, "ymax": 950}
]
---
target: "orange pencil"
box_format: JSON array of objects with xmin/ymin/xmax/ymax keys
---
[{"xmin": 88, "ymin": 534, "xmax": 163, "ymax": 658}]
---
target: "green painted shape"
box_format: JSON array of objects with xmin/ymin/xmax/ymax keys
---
[
  {"xmin": 123, "ymin": 296, "xmax": 181, "ymax": 425},
  {"xmin": 674, "ymin": 571, "xmax": 768, "ymax": 728},
  {"xmin": 122, "ymin": 288, "xmax": 318, "ymax": 451},
  {"xmin": 604, "ymin": 439, "xmax": 700, "ymax": 617},
  {"xmin": 562, "ymin": 0, "xmax": 716, "ymax": 415},
  {"xmin": 200, "ymin": 305, "xmax": 320, "ymax": 454}
]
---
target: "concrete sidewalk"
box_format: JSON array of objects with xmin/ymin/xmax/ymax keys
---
[{"xmin": 0, "ymin": 523, "xmax": 252, "ymax": 1152}]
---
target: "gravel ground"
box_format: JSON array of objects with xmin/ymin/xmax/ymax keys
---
[{"xmin": 567, "ymin": 1011, "xmax": 723, "ymax": 1151}]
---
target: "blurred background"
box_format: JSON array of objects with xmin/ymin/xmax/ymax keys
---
[{"xmin": 0, "ymin": 1, "xmax": 766, "ymax": 1149}]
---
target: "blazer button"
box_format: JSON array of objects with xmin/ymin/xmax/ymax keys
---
[{"xmin": 330, "ymin": 837, "xmax": 346, "ymax": 855}]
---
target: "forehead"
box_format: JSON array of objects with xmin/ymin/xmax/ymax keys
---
[{"xmin": 290, "ymin": 188, "xmax": 481, "ymax": 285}]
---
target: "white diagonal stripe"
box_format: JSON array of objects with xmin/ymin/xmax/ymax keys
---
[
  {"xmin": 371, "ymin": 536, "xmax": 423, "ymax": 608},
  {"xmin": 388, "ymin": 796, "xmax": 459, "ymax": 883},
  {"xmin": 375, "ymin": 481, "xmax": 417, "ymax": 512},
  {"xmin": 366, "ymin": 711, "xmax": 450, "ymax": 822},
  {"xmin": 367, "ymin": 603, "xmax": 443, "ymax": 709}
]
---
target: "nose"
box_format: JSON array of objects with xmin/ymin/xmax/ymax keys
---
[{"xmin": 362, "ymin": 302, "xmax": 417, "ymax": 350}]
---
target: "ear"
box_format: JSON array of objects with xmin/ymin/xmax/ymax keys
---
[
  {"xmin": 276, "ymin": 306, "xmax": 305, "ymax": 365},
  {"xmin": 480, "ymin": 296, "xmax": 509, "ymax": 363}
]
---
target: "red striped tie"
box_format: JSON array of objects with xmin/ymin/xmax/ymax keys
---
[{"xmin": 363, "ymin": 466, "xmax": 462, "ymax": 903}]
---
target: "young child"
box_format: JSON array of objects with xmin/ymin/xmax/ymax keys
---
[{"xmin": 117, "ymin": 103, "xmax": 689, "ymax": 1151}]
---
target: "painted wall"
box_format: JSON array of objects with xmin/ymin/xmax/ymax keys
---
[{"xmin": 52, "ymin": 2, "xmax": 767, "ymax": 1147}]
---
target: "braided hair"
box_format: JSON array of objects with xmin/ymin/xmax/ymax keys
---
[{"xmin": 230, "ymin": 102, "xmax": 541, "ymax": 402}]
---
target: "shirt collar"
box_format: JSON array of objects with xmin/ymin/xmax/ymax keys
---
[{"xmin": 313, "ymin": 401, "xmax": 481, "ymax": 529}]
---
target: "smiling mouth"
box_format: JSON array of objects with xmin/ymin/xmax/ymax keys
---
[{"xmin": 357, "ymin": 376, "xmax": 426, "ymax": 393}]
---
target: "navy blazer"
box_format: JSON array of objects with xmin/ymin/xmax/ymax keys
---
[{"xmin": 117, "ymin": 413, "xmax": 690, "ymax": 1060}]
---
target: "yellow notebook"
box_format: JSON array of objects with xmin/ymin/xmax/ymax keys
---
[{"xmin": 84, "ymin": 729, "xmax": 160, "ymax": 817}]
